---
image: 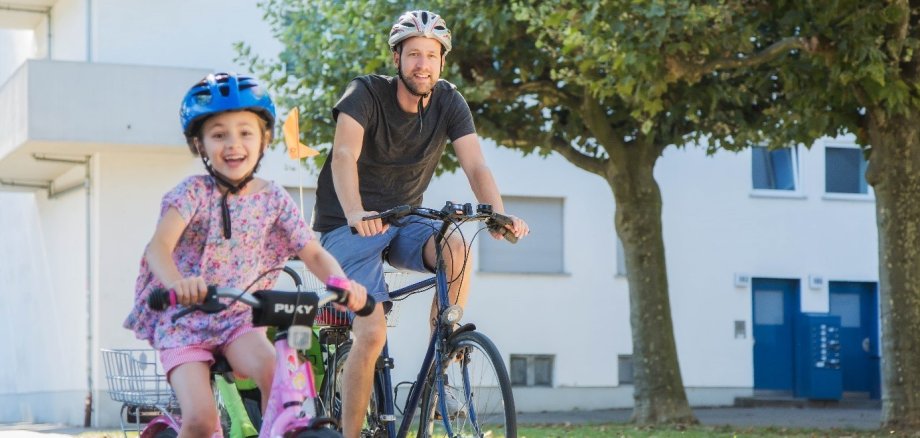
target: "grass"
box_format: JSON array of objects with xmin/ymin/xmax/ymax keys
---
[
  {"xmin": 516, "ymin": 424, "xmax": 885, "ymax": 437},
  {"xmin": 73, "ymin": 424, "xmax": 886, "ymax": 438}
]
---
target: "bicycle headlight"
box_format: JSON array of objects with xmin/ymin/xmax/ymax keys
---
[{"xmin": 441, "ymin": 305, "xmax": 464, "ymax": 325}]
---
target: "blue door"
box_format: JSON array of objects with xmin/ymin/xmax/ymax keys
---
[
  {"xmin": 829, "ymin": 281, "xmax": 880, "ymax": 399},
  {"xmin": 753, "ymin": 278, "xmax": 800, "ymax": 391}
]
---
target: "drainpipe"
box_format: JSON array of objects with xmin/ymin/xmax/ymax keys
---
[
  {"xmin": 47, "ymin": 9, "xmax": 51, "ymax": 59},
  {"xmin": 32, "ymin": 154, "xmax": 94, "ymax": 427},
  {"xmin": 85, "ymin": 0, "xmax": 92, "ymax": 62}
]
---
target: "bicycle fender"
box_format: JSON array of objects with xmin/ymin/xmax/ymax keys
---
[
  {"xmin": 446, "ymin": 323, "xmax": 476, "ymax": 344},
  {"xmin": 139, "ymin": 416, "xmax": 178, "ymax": 438}
]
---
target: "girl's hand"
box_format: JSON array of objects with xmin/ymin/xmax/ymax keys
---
[
  {"xmin": 170, "ymin": 276, "xmax": 208, "ymax": 306},
  {"xmin": 342, "ymin": 280, "xmax": 369, "ymax": 313}
]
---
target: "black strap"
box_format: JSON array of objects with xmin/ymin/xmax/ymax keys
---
[{"xmin": 200, "ymin": 156, "xmax": 255, "ymax": 239}]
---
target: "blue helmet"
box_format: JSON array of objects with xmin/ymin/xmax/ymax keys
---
[{"xmin": 180, "ymin": 72, "xmax": 276, "ymax": 153}]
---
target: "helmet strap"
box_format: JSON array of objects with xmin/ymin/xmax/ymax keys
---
[{"xmin": 199, "ymin": 154, "xmax": 260, "ymax": 239}]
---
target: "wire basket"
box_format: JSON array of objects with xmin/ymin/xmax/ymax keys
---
[
  {"xmin": 312, "ymin": 269, "xmax": 411, "ymax": 328},
  {"xmin": 382, "ymin": 269, "xmax": 409, "ymax": 327},
  {"xmin": 101, "ymin": 348, "xmax": 176, "ymax": 407}
]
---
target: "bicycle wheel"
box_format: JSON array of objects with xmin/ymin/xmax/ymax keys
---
[
  {"xmin": 326, "ymin": 341, "xmax": 387, "ymax": 437},
  {"xmin": 417, "ymin": 331, "xmax": 517, "ymax": 438}
]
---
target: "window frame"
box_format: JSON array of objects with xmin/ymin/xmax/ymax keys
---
[
  {"xmin": 509, "ymin": 354, "xmax": 554, "ymax": 387},
  {"xmin": 750, "ymin": 145, "xmax": 806, "ymax": 199},
  {"xmin": 822, "ymin": 142, "xmax": 874, "ymax": 202}
]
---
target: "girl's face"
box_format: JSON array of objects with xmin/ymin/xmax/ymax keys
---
[{"xmin": 197, "ymin": 111, "xmax": 269, "ymax": 185}]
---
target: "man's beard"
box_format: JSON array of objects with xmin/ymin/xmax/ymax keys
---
[{"xmin": 398, "ymin": 67, "xmax": 434, "ymax": 97}]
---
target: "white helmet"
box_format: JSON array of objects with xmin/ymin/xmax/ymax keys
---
[{"xmin": 388, "ymin": 10, "xmax": 452, "ymax": 54}]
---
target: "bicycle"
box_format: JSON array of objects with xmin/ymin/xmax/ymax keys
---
[
  {"xmin": 104, "ymin": 268, "xmax": 375, "ymax": 438},
  {"xmin": 317, "ymin": 201, "xmax": 519, "ymax": 438}
]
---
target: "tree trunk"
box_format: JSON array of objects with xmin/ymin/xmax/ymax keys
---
[
  {"xmin": 607, "ymin": 142, "xmax": 697, "ymax": 425},
  {"xmin": 865, "ymin": 111, "xmax": 920, "ymax": 431}
]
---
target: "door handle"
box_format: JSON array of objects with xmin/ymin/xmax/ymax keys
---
[{"xmin": 862, "ymin": 337, "xmax": 871, "ymax": 353}]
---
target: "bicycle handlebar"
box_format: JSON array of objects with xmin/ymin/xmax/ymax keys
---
[
  {"xmin": 350, "ymin": 202, "xmax": 519, "ymax": 244},
  {"xmin": 147, "ymin": 283, "xmax": 376, "ymax": 325}
]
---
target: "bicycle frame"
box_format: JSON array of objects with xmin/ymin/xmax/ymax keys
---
[{"xmin": 261, "ymin": 333, "xmax": 321, "ymax": 438}]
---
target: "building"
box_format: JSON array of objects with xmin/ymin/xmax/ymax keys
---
[{"xmin": 0, "ymin": 0, "xmax": 880, "ymax": 428}]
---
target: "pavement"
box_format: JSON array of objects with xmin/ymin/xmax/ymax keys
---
[{"xmin": 0, "ymin": 405, "xmax": 883, "ymax": 436}]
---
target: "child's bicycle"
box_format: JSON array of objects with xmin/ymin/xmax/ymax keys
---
[
  {"xmin": 103, "ymin": 271, "xmax": 375, "ymax": 438},
  {"xmin": 317, "ymin": 201, "xmax": 519, "ymax": 438}
]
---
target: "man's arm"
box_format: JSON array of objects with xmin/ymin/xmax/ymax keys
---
[
  {"xmin": 453, "ymin": 133, "xmax": 529, "ymax": 239},
  {"xmin": 331, "ymin": 112, "xmax": 388, "ymax": 236}
]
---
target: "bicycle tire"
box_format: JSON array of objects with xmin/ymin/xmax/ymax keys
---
[
  {"xmin": 326, "ymin": 341, "xmax": 387, "ymax": 437},
  {"xmin": 417, "ymin": 331, "xmax": 517, "ymax": 438}
]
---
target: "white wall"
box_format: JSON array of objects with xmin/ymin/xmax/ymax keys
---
[
  {"xmin": 0, "ymin": 29, "xmax": 34, "ymax": 84},
  {"xmin": 50, "ymin": 0, "xmax": 87, "ymax": 61},
  {"xmin": 655, "ymin": 138, "xmax": 877, "ymax": 388},
  {"xmin": 92, "ymin": 0, "xmax": 280, "ymax": 71},
  {"xmin": 0, "ymin": 171, "xmax": 88, "ymax": 424}
]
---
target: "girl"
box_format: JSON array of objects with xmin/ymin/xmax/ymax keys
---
[{"xmin": 123, "ymin": 72, "xmax": 368, "ymax": 438}]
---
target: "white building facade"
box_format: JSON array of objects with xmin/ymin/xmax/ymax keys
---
[{"xmin": 0, "ymin": 0, "xmax": 879, "ymax": 428}]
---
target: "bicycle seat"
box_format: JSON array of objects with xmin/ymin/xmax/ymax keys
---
[{"xmin": 211, "ymin": 354, "xmax": 233, "ymax": 376}]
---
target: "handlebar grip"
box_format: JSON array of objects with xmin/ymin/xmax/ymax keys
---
[
  {"xmin": 355, "ymin": 295, "xmax": 377, "ymax": 317},
  {"xmin": 495, "ymin": 226, "xmax": 519, "ymax": 244},
  {"xmin": 488, "ymin": 214, "xmax": 519, "ymax": 244},
  {"xmin": 148, "ymin": 288, "xmax": 177, "ymax": 310},
  {"xmin": 327, "ymin": 276, "xmax": 377, "ymax": 317}
]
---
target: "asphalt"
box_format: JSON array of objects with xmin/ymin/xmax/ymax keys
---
[{"xmin": 0, "ymin": 405, "xmax": 883, "ymax": 436}]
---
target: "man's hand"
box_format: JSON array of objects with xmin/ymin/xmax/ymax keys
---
[
  {"xmin": 347, "ymin": 210, "xmax": 389, "ymax": 236},
  {"xmin": 490, "ymin": 214, "xmax": 530, "ymax": 240}
]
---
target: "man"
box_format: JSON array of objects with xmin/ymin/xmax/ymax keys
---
[{"xmin": 312, "ymin": 10, "xmax": 529, "ymax": 437}]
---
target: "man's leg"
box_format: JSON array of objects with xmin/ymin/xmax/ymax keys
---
[
  {"xmin": 341, "ymin": 306, "xmax": 387, "ymax": 438},
  {"xmin": 319, "ymin": 225, "xmax": 393, "ymax": 438},
  {"xmin": 422, "ymin": 231, "xmax": 471, "ymax": 324}
]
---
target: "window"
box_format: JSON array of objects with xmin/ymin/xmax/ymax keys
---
[
  {"xmin": 618, "ymin": 354, "xmax": 634, "ymax": 385},
  {"xmin": 510, "ymin": 354, "xmax": 554, "ymax": 387},
  {"xmin": 284, "ymin": 187, "xmax": 317, "ymax": 221},
  {"xmin": 825, "ymin": 146, "xmax": 868, "ymax": 194},
  {"xmin": 752, "ymin": 146, "xmax": 798, "ymax": 191},
  {"xmin": 479, "ymin": 196, "xmax": 564, "ymax": 274}
]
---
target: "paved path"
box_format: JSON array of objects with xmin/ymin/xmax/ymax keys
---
[
  {"xmin": 516, "ymin": 406, "xmax": 881, "ymax": 430},
  {"xmin": 1, "ymin": 406, "xmax": 883, "ymax": 436}
]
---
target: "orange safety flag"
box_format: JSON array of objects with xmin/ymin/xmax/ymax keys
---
[{"xmin": 284, "ymin": 107, "xmax": 319, "ymax": 159}]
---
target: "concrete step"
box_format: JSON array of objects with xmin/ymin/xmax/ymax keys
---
[{"xmin": 734, "ymin": 395, "xmax": 880, "ymax": 409}]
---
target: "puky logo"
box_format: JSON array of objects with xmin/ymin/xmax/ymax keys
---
[{"xmin": 274, "ymin": 303, "xmax": 315, "ymax": 314}]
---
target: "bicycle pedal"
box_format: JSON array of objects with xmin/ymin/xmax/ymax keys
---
[{"xmin": 379, "ymin": 414, "xmax": 397, "ymax": 422}]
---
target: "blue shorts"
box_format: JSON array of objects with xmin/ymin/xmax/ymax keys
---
[{"xmin": 319, "ymin": 218, "xmax": 439, "ymax": 302}]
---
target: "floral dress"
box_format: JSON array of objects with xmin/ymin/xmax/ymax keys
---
[{"xmin": 123, "ymin": 175, "xmax": 312, "ymax": 350}]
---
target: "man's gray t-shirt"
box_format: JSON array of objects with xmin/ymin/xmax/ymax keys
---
[{"xmin": 312, "ymin": 75, "xmax": 476, "ymax": 233}]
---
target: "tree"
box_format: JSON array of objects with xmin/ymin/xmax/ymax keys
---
[{"xmin": 240, "ymin": 0, "xmax": 916, "ymax": 426}]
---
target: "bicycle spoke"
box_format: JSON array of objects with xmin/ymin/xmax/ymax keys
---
[{"xmin": 419, "ymin": 331, "xmax": 516, "ymax": 438}]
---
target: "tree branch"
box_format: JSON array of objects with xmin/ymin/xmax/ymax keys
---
[
  {"xmin": 548, "ymin": 135, "xmax": 607, "ymax": 175},
  {"xmin": 487, "ymin": 79, "xmax": 581, "ymax": 109},
  {"xmin": 668, "ymin": 37, "xmax": 811, "ymax": 83},
  {"xmin": 580, "ymin": 93, "xmax": 626, "ymax": 152}
]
